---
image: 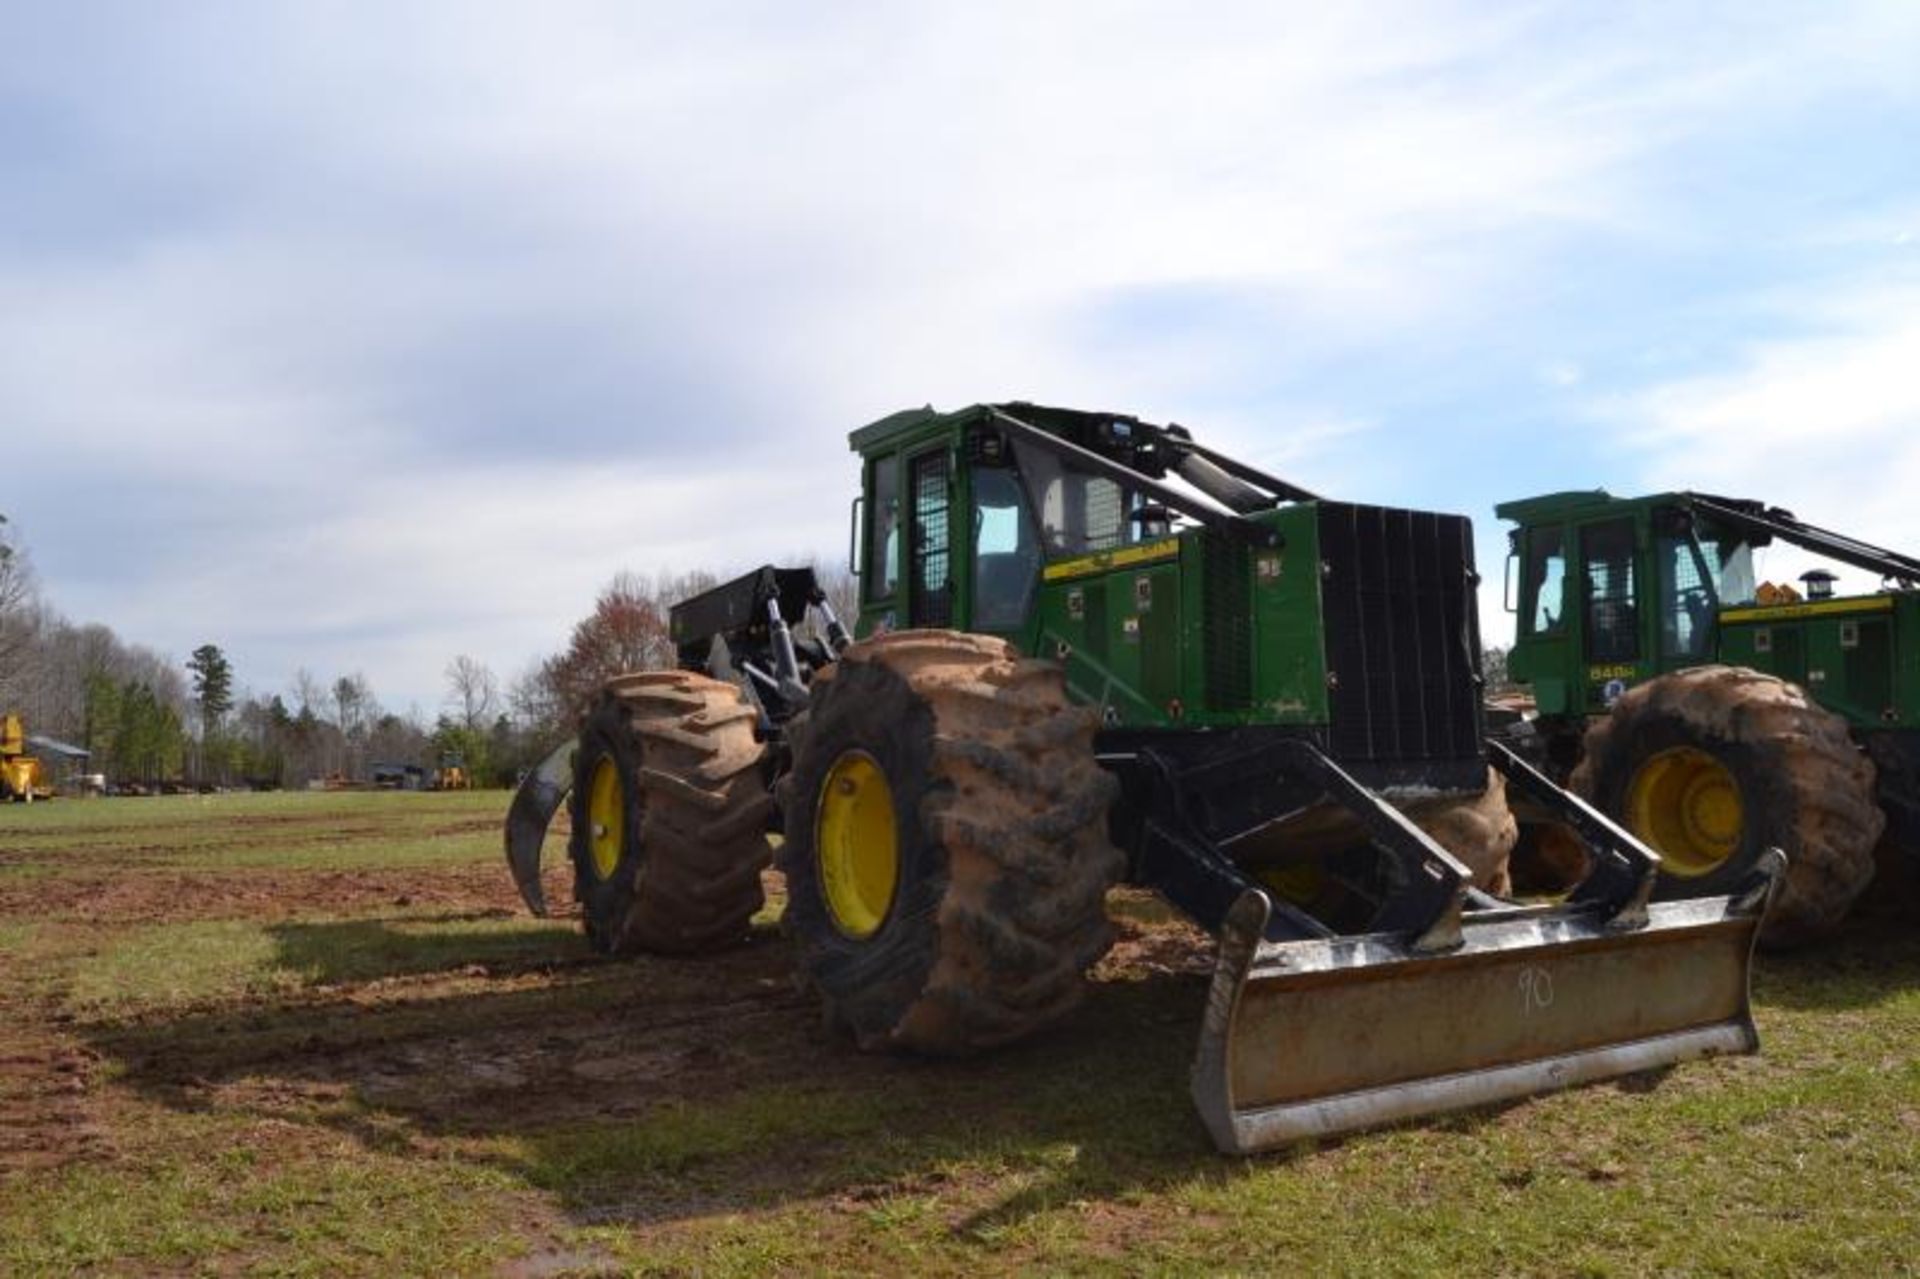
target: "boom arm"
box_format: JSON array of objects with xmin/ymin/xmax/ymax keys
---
[
  {"xmin": 986, "ymin": 407, "xmax": 1278, "ymax": 541},
  {"xmin": 985, "ymin": 405, "xmax": 1322, "ymax": 540},
  {"xmin": 1162, "ymin": 427, "xmax": 1322, "ymax": 505},
  {"xmin": 1689, "ymin": 492, "xmax": 1920, "ymax": 586}
]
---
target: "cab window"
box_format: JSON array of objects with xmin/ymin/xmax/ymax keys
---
[
  {"xmin": 1009, "ymin": 437, "xmax": 1139, "ymax": 555},
  {"xmin": 1658, "ymin": 533, "xmax": 1714, "ymax": 660},
  {"xmin": 972, "ymin": 467, "xmax": 1041, "ymax": 629},
  {"xmin": 866, "ymin": 455, "xmax": 900, "ymax": 602},
  {"xmin": 1583, "ymin": 519, "xmax": 1640, "ymax": 662},
  {"xmin": 1523, "ymin": 528, "xmax": 1567, "ymax": 635}
]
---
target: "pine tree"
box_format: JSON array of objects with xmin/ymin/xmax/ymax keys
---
[{"xmin": 187, "ymin": 644, "xmax": 235, "ymax": 783}]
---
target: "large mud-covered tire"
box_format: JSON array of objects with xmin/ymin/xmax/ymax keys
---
[
  {"xmin": 568, "ymin": 671, "xmax": 773, "ymax": 954},
  {"xmin": 1573, "ymin": 665, "xmax": 1882, "ymax": 947},
  {"xmin": 1508, "ymin": 820, "xmax": 1591, "ymax": 896},
  {"xmin": 1401, "ymin": 767, "xmax": 1519, "ymax": 896},
  {"xmin": 777, "ymin": 630, "xmax": 1125, "ymax": 1054}
]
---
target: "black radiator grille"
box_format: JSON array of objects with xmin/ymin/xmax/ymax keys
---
[
  {"xmin": 1201, "ymin": 531, "xmax": 1252, "ymax": 709},
  {"xmin": 1318, "ymin": 503, "xmax": 1482, "ymax": 764}
]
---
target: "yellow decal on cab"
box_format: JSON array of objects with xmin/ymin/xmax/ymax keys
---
[{"xmin": 1042, "ymin": 539, "xmax": 1181, "ymax": 584}]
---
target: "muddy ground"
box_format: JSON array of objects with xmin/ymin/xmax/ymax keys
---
[
  {"xmin": 0, "ymin": 795, "xmax": 1213, "ymax": 1221},
  {"xmin": 4, "ymin": 791, "xmax": 1916, "ymax": 1276}
]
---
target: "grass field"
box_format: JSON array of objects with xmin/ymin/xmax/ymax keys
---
[{"xmin": 1, "ymin": 791, "xmax": 1916, "ymax": 1276}]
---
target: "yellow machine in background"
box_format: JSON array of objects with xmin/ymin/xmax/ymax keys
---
[
  {"xmin": 1, "ymin": 713, "xmax": 53, "ymax": 802},
  {"xmin": 432, "ymin": 753, "xmax": 471, "ymax": 791}
]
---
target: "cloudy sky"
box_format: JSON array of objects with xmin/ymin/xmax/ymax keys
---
[{"xmin": 5, "ymin": 2, "xmax": 1918, "ymax": 716}]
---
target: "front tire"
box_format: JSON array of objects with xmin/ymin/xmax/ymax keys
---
[
  {"xmin": 778, "ymin": 630, "xmax": 1125, "ymax": 1054},
  {"xmin": 567, "ymin": 671, "xmax": 773, "ymax": 954},
  {"xmin": 1573, "ymin": 665, "xmax": 1882, "ymax": 947}
]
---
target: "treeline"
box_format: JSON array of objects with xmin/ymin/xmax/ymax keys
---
[
  {"xmin": 217, "ymin": 672, "xmax": 428, "ymax": 788},
  {"xmin": 3, "ymin": 516, "xmax": 857, "ymax": 791},
  {"xmin": 0, "ymin": 518, "xmax": 453, "ymax": 788},
  {"xmin": 2, "ymin": 521, "xmax": 199, "ymax": 785},
  {"xmin": 0, "ymin": 589, "xmax": 442, "ymax": 789}
]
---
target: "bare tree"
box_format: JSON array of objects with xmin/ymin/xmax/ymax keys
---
[
  {"xmin": 366, "ymin": 709, "xmax": 428, "ymax": 771},
  {"xmin": 331, "ymin": 672, "xmax": 378, "ymax": 779},
  {"xmin": 291, "ymin": 668, "xmax": 328, "ymax": 718},
  {"xmin": 652, "ymin": 568, "xmax": 720, "ymax": 610},
  {"xmin": 533, "ymin": 573, "xmax": 677, "ymax": 720},
  {"xmin": 0, "ymin": 515, "xmax": 41, "ymax": 706},
  {"xmin": 507, "ymin": 657, "xmax": 567, "ymax": 738},
  {"xmin": 332, "ymin": 673, "xmax": 375, "ymax": 737},
  {"xmin": 444, "ymin": 654, "xmax": 498, "ymax": 732}
]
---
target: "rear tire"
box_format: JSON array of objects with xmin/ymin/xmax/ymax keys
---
[
  {"xmin": 1573, "ymin": 665, "xmax": 1882, "ymax": 947},
  {"xmin": 568, "ymin": 671, "xmax": 773, "ymax": 954},
  {"xmin": 778, "ymin": 630, "xmax": 1124, "ymax": 1054}
]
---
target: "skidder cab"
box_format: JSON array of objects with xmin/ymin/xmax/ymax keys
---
[{"xmin": 509, "ymin": 404, "xmax": 1779, "ymax": 1154}]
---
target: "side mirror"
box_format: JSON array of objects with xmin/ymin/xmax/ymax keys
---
[{"xmin": 1503, "ymin": 550, "xmax": 1519, "ymax": 614}]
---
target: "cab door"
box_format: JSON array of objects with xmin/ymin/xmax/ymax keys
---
[
  {"xmin": 966, "ymin": 462, "xmax": 1043, "ymax": 647},
  {"xmin": 1510, "ymin": 524, "xmax": 1575, "ymax": 715},
  {"xmin": 1576, "ymin": 516, "xmax": 1649, "ymax": 710},
  {"xmin": 854, "ymin": 441, "xmax": 974, "ymax": 637}
]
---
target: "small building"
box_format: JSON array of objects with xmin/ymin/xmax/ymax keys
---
[{"xmin": 26, "ymin": 735, "xmax": 94, "ymax": 795}]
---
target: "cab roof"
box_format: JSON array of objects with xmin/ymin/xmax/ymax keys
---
[
  {"xmin": 1494, "ymin": 489, "xmax": 1693, "ymax": 525},
  {"xmin": 848, "ymin": 401, "xmax": 1144, "ymax": 456}
]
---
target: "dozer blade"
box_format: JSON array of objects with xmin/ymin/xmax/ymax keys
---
[
  {"xmin": 1191, "ymin": 850, "xmax": 1781, "ymax": 1154},
  {"xmin": 504, "ymin": 738, "xmax": 574, "ymax": 916}
]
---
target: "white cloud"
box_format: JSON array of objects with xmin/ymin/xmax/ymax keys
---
[
  {"xmin": 1614, "ymin": 273, "xmax": 1920, "ymax": 593},
  {"xmin": 1540, "ymin": 360, "xmax": 1584, "ymax": 389},
  {"xmin": 57, "ymin": 450, "xmax": 857, "ymax": 715}
]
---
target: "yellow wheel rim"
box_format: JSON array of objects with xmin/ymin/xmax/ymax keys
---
[
  {"xmin": 587, "ymin": 756, "xmax": 625, "ymax": 881},
  {"xmin": 1258, "ymin": 860, "xmax": 1325, "ymax": 907},
  {"xmin": 815, "ymin": 750, "xmax": 899, "ymax": 939},
  {"xmin": 1626, "ymin": 746, "xmax": 1744, "ymax": 878}
]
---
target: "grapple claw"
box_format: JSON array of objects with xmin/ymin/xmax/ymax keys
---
[{"xmin": 504, "ymin": 739, "xmax": 575, "ymax": 916}]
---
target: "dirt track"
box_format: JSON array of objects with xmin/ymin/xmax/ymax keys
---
[
  {"xmin": 0, "ymin": 862, "xmax": 537, "ymax": 926},
  {"xmin": 0, "ymin": 793, "xmax": 1211, "ymax": 1195}
]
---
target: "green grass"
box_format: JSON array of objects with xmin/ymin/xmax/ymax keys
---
[
  {"xmin": 2, "ymin": 791, "xmax": 1918, "ymax": 1275},
  {"xmin": 0, "ymin": 789, "xmax": 507, "ymax": 871},
  {"xmin": 59, "ymin": 916, "xmax": 581, "ymax": 1017},
  {"xmin": 0, "ymin": 1106, "xmax": 526, "ymax": 1276},
  {"xmin": 0, "ymin": 788, "xmax": 493, "ymax": 833}
]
